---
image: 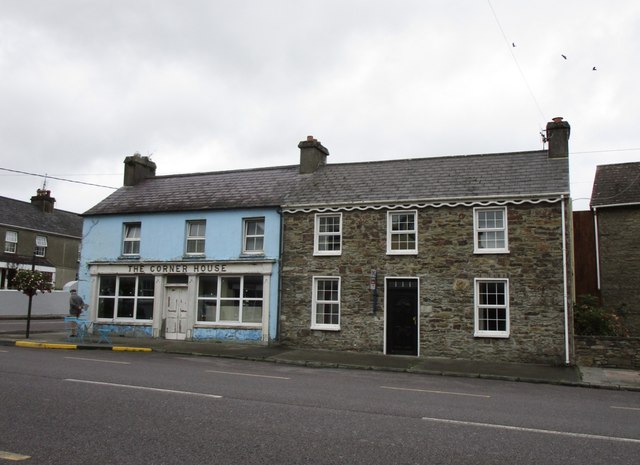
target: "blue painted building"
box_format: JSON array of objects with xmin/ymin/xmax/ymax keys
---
[{"xmin": 79, "ymin": 153, "xmax": 303, "ymax": 343}]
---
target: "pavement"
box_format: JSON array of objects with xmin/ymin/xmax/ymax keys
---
[{"xmin": 2, "ymin": 331, "xmax": 640, "ymax": 392}]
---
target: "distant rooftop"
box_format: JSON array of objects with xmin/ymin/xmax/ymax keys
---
[{"xmin": 591, "ymin": 161, "xmax": 640, "ymax": 208}]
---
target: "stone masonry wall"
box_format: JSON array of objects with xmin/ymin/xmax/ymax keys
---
[
  {"xmin": 597, "ymin": 207, "xmax": 640, "ymax": 335},
  {"xmin": 280, "ymin": 203, "xmax": 571, "ymax": 365}
]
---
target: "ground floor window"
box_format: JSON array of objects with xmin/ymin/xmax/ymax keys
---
[
  {"xmin": 197, "ymin": 275, "xmax": 263, "ymax": 324},
  {"xmin": 311, "ymin": 276, "xmax": 340, "ymax": 330},
  {"xmin": 98, "ymin": 275, "xmax": 154, "ymax": 320},
  {"xmin": 474, "ymin": 278, "xmax": 509, "ymax": 338}
]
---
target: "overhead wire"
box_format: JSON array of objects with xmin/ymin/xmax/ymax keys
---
[
  {"xmin": 0, "ymin": 167, "xmax": 118, "ymax": 190},
  {"xmin": 486, "ymin": 0, "xmax": 547, "ymax": 124}
]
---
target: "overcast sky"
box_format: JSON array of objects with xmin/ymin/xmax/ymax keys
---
[{"xmin": 1, "ymin": 0, "xmax": 638, "ymax": 213}]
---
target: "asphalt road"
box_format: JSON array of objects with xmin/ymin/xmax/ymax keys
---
[{"xmin": 1, "ymin": 346, "xmax": 639, "ymax": 464}]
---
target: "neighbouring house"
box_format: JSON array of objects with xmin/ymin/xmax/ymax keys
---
[
  {"xmin": 279, "ymin": 118, "xmax": 574, "ymax": 365},
  {"xmin": 590, "ymin": 161, "xmax": 640, "ymax": 335},
  {"xmin": 79, "ymin": 154, "xmax": 299, "ymax": 342},
  {"xmin": 0, "ymin": 190, "xmax": 82, "ymax": 290}
]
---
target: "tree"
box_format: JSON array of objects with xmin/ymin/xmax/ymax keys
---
[{"xmin": 12, "ymin": 270, "xmax": 53, "ymax": 338}]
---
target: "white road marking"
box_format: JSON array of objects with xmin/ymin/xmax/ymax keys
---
[
  {"xmin": 206, "ymin": 369, "xmax": 290, "ymax": 380},
  {"xmin": 0, "ymin": 349, "xmax": 9, "ymax": 353},
  {"xmin": 381, "ymin": 385, "xmax": 491, "ymax": 398},
  {"xmin": 65, "ymin": 379, "xmax": 222, "ymax": 398},
  {"xmin": 611, "ymin": 406, "xmax": 640, "ymax": 412},
  {"xmin": 65, "ymin": 356, "xmax": 131, "ymax": 365},
  {"xmin": 422, "ymin": 416, "xmax": 640, "ymax": 444},
  {"xmin": 0, "ymin": 450, "xmax": 30, "ymax": 461}
]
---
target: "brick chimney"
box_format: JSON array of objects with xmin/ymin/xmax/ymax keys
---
[
  {"xmin": 30, "ymin": 189, "xmax": 55, "ymax": 213},
  {"xmin": 546, "ymin": 117, "xmax": 570, "ymax": 158},
  {"xmin": 123, "ymin": 153, "xmax": 157, "ymax": 186},
  {"xmin": 298, "ymin": 136, "xmax": 329, "ymax": 174}
]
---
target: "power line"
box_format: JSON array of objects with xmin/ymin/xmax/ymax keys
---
[
  {"xmin": 0, "ymin": 167, "xmax": 118, "ymax": 190},
  {"xmin": 486, "ymin": 0, "xmax": 547, "ymax": 124}
]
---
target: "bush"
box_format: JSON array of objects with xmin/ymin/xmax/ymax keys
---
[{"xmin": 574, "ymin": 295, "xmax": 627, "ymax": 337}]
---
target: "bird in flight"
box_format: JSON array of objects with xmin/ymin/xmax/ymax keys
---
[
  {"xmin": 593, "ymin": 66, "xmax": 597, "ymax": 71},
  {"xmin": 561, "ymin": 54, "xmax": 567, "ymax": 59}
]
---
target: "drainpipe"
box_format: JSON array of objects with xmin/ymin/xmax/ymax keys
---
[
  {"xmin": 592, "ymin": 207, "xmax": 601, "ymax": 291},
  {"xmin": 276, "ymin": 208, "xmax": 284, "ymax": 344},
  {"xmin": 561, "ymin": 196, "xmax": 570, "ymax": 365}
]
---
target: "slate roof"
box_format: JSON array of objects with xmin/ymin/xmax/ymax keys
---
[
  {"xmin": 83, "ymin": 150, "xmax": 569, "ymax": 215},
  {"xmin": 0, "ymin": 196, "xmax": 82, "ymax": 237},
  {"xmin": 590, "ymin": 162, "xmax": 640, "ymax": 208},
  {"xmin": 283, "ymin": 150, "xmax": 568, "ymax": 208}
]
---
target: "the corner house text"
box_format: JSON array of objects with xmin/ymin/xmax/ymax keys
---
[{"xmin": 128, "ymin": 263, "xmax": 228, "ymax": 274}]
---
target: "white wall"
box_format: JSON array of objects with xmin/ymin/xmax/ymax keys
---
[{"xmin": 0, "ymin": 290, "xmax": 75, "ymax": 317}]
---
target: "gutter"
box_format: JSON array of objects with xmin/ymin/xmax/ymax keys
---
[{"xmin": 593, "ymin": 207, "xmax": 601, "ymax": 290}]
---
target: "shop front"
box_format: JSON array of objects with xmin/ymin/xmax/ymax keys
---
[{"xmin": 86, "ymin": 260, "xmax": 275, "ymax": 343}]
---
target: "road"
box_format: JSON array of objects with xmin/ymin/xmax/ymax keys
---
[{"xmin": 1, "ymin": 346, "xmax": 639, "ymax": 464}]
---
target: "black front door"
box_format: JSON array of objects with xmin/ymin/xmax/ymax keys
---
[{"xmin": 386, "ymin": 279, "xmax": 419, "ymax": 355}]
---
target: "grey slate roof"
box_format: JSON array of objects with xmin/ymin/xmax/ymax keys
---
[
  {"xmin": 0, "ymin": 196, "xmax": 82, "ymax": 237},
  {"xmin": 83, "ymin": 150, "xmax": 569, "ymax": 215},
  {"xmin": 284, "ymin": 150, "xmax": 568, "ymax": 207},
  {"xmin": 590, "ymin": 162, "xmax": 640, "ymax": 208}
]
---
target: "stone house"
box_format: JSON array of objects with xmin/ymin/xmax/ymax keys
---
[
  {"xmin": 590, "ymin": 161, "xmax": 640, "ymax": 335},
  {"xmin": 279, "ymin": 119, "xmax": 574, "ymax": 365},
  {"xmin": 0, "ymin": 190, "xmax": 82, "ymax": 290},
  {"xmin": 79, "ymin": 154, "xmax": 299, "ymax": 342}
]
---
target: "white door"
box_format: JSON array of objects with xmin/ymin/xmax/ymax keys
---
[{"xmin": 165, "ymin": 286, "xmax": 188, "ymax": 340}]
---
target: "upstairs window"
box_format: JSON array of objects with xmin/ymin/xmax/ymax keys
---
[
  {"xmin": 474, "ymin": 278, "xmax": 510, "ymax": 338},
  {"xmin": 243, "ymin": 218, "xmax": 265, "ymax": 254},
  {"xmin": 186, "ymin": 220, "xmax": 206, "ymax": 255},
  {"xmin": 474, "ymin": 207, "xmax": 508, "ymax": 253},
  {"xmin": 35, "ymin": 235, "xmax": 48, "ymax": 257},
  {"xmin": 4, "ymin": 231, "xmax": 17, "ymax": 254},
  {"xmin": 122, "ymin": 223, "xmax": 141, "ymax": 256},
  {"xmin": 387, "ymin": 210, "xmax": 417, "ymax": 254},
  {"xmin": 314, "ymin": 213, "xmax": 342, "ymax": 255}
]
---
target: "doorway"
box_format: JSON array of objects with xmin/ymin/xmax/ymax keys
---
[
  {"xmin": 385, "ymin": 278, "xmax": 419, "ymax": 355},
  {"xmin": 165, "ymin": 286, "xmax": 188, "ymax": 340}
]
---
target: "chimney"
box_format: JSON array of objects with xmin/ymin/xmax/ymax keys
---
[
  {"xmin": 298, "ymin": 136, "xmax": 329, "ymax": 174},
  {"xmin": 30, "ymin": 189, "xmax": 55, "ymax": 213},
  {"xmin": 546, "ymin": 117, "xmax": 570, "ymax": 158},
  {"xmin": 123, "ymin": 153, "xmax": 157, "ymax": 186}
]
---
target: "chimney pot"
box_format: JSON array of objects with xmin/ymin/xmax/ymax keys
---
[
  {"xmin": 298, "ymin": 136, "xmax": 329, "ymax": 174},
  {"xmin": 546, "ymin": 117, "xmax": 570, "ymax": 159}
]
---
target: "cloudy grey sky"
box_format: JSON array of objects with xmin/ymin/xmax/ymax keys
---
[{"xmin": 1, "ymin": 0, "xmax": 638, "ymax": 213}]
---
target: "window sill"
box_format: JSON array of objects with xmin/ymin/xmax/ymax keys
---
[
  {"xmin": 474, "ymin": 332, "xmax": 510, "ymax": 338},
  {"xmin": 194, "ymin": 322, "xmax": 262, "ymax": 329},
  {"xmin": 313, "ymin": 252, "xmax": 342, "ymax": 257},
  {"xmin": 310, "ymin": 325, "xmax": 340, "ymax": 331},
  {"xmin": 473, "ymin": 249, "xmax": 510, "ymax": 255}
]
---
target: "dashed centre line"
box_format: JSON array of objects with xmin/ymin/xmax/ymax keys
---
[
  {"xmin": 65, "ymin": 356, "xmax": 131, "ymax": 365},
  {"xmin": 381, "ymin": 385, "xmax": 491, "ymax": 398},
  {"xmin": 65, "ymin": 379, "xmax": 222, "ymax": 398},
  {"xmin": 206, "ymin": 369, "xmax": 290, "ymax": 380},
  {"xmin": 611, "ymin": 406, "xmax": 640, "ymax": 412},
  {"xmin": 0, "ymin": 450, "xmax": 30, "ymax": 461},
  {"xmin": 422, "ymin": 416, "xmax": 640, "ymax": 444}
]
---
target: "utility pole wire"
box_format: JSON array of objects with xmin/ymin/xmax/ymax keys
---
[
  {"xmin": 0, "ymin": 167, "xmax": 118, "ymax": 190},
  {"xmin": 486, "ymin": 0, "xmax": 547, "ymax": 124}
]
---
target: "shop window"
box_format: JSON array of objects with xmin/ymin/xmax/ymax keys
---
[
  {"xmin": 197, "ymin": 275, "xmax": 263, "ymax": 324},
  {"xmin": 97, "ymin": 275, "xmax": 154, "ymax": 320}
]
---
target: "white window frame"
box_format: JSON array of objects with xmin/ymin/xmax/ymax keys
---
[
  {"xmin": 4, "ymin": 231, "xmax": 17, "ymax": 254},
  {"xmin": 311, "ymin": 276, "xmax": 341, "ymax": 331},
  {"xmin": 96, "ymin": 275, "xmax": 155, "ymax": 321},
  {"xmin": 314, "ymin": 213, "xmax": 342, "ymax": 256},
  {"xmin": 185, "ymin": 220, "xmax": 206, "ymax": 256},
  {"xmin": 196, "ymin": 275, "xmax": 264, "ymax": 326},
  {"xmin": 473, "ymin": 207, "xmax": 509, "ymax": 254},
  {"xmin": 387, "ymin": 210, "xmax": 418, "ymax": 255},
  {"xmin": 242, "ymin": 218, "xmax": 265, "ymax": 255},
  {"xmin": 122, "ymin": 223, "xmax": 141, "ymax": 256},
  {"xmin": 34, "ymin": 235, "xmax": 48, "ymax": 257},
  {"xmin": 474, "ymin": 278, "xmax": 510, "ymax": 338}
]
